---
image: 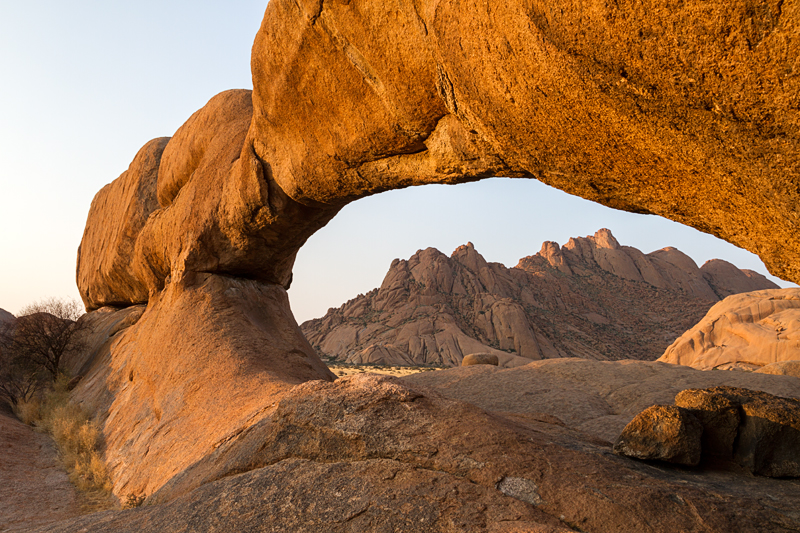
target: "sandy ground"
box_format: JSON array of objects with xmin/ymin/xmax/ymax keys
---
[
  {"xmin": 0, "ymin": 410, "xmax": 81, "ymax": 532},
  {"xmin": 326, "ymin": 362, "xmax": 444, "ymax": 378},
  {"xmin": 0, "ymin": 364, "xmax": 442, "ymax": 531}
]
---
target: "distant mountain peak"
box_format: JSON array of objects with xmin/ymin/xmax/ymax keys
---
[{"xmin": 303, "ymin": 231, "xmax": 778, "ymax": 368}]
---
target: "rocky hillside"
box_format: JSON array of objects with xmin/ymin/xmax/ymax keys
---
[
  {"xmin": 302, "ymin": 229, "xmax": 778, "ymax": 367},
  {"xmin": 0, "ymin": 308, "xmax": 14, "ymax": 325}
]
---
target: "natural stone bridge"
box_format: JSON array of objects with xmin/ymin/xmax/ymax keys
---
[{"xmin": 72, "ymin": 0, "xmax": 798, "ymax": 501}]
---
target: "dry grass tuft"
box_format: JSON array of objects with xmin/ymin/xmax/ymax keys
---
[
  {"xmin": 15, "ymin": 396, "xmax": 42, "ymax": 425},
  {"xmin": 124, "ymin": 493, "xmax": 146, "ymax": 509},
  {"xmin": 14, "ymin": 374, "xmax": 114, "ymax": 509},
  {"xmin": 326, "ymin": 361, "xmax": 444, "ymax": 378}
]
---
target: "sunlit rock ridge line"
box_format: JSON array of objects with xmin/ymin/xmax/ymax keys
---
[
  {"xmin": 302, "ymin": 229, "xmax": 778, "ymax": 367},
  {"xmin": 54, "ymin": 0, "xmax": 800, "ymax": 530}
]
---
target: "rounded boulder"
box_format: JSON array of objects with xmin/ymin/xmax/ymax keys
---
[{"xmin": 462, "ymin": 353, "xmax": 500, "ymax": 367}]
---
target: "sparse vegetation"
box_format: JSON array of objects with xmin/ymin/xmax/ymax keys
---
[
  {"xmin": 1, "ymin": 297, "xmax": 119, "ymax": 512},
  {"xmin": 0, "ymin": 344, "xmax": 41, "ymax": 409},
  {"xmin": 0, "ymin": 297, "xmax": 89, "ymax": 408},
  {"xmin": 124, "ymin": 493, "xmax": 146, "ymax": 509},
  {"xmin": 14, "ymin": 374, "xmax": 114, "ymax": 509},
  {"xmin": 2, "ymin": 298, "xmax": 87, "ymax": 380},
  {"xmin": 326, "ymin": 360, "xmax": 444, "ymax": 378}
]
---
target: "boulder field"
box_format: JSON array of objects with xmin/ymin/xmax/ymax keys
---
[{"xmin": 36, "ymin": 0, "xmax": 800, "ymax": 530}]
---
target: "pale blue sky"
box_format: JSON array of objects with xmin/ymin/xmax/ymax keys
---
[{"xmin": 0, "ymin": 2, "xmax": 792, "ymax": 323}]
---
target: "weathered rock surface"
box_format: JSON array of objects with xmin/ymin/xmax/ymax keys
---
[
  {"xmin": 757, "ymin": 360, "xmax": 800, "ymax": 379},
  {"xmin": 0, "ymin": 411, "xmax": 81, "ymax": 531},
  {"xmin": 302, "ymin": 230, "xmax": 776, "ymax": 367},
  {"xmin": 60, "ymin": 305, "xmax": 146, "ymax": 380},
  {"xmin": 613, "ymin": 405, "xmax": 703, "ymax": 465},
  {"xmin": 624, "ymin": 387, "xmax": 800, "ymax": 477},
  {"xmin": 72, "ymin": 88, "xmax": 337, "ymax": 502},
  {"xmin": 35, "ymin": 374, "xmax": 800, "ymax": 532},
  {"xmin": 77, "ymin": 89, "xmax": 340, "ymax": 312},
  {"xmin": 249, "ymin": 0, "xmax": 800, "ymax": 285},
  {"xmin": 674, "ymin": 388, "xmax": 741, "ymax": 462},
  {"xmin": 710, "ymin": 386, "xmax": 800, "ymax": 477},
  {"xmin": 67, "ymin": 276, "xmax": 334, "ymax": 500},
  {"xmin": 403, "ymin": 358, "xmax": 800, "ymax": 445},
  {"xmin": 660, "ymin": 289, "xmax": 800, "ymax": 369},
  {"xmin": 76, "ymin": 137, "xmax": 169, "ymax": 310},
  {"xmin": 33, "ymin": 458, "xmax": 577, "ymax": 533},
  {"xmin": 462, "ymin": 353, "xmax": 499, "ymax": 366}
]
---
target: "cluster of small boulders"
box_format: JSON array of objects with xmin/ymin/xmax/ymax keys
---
[{"xmin": 614, "ymin": 386, "xmax": 800, "ymax": 478}]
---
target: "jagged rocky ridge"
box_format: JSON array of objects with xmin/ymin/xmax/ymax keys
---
[{"xmin": 302, "ymin": 229, "xmax": 778, "ymax": 367}]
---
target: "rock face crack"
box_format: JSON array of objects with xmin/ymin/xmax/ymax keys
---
[
  {"xmin": 336, "ymin": 501, "xmax": 372, "ymax": 524},
  {"xmin": 411, "ymin": 0, "xmax": 428, "ymax": 36},
  {"xmin": 298, "ymin": 0, "xmax": 323, "ymax": 25},
  {"xmin": 319, "ymin": 14, "xmax": 384, "ymax": 97},
  {"xmin": 435, "ymin": 65, "xmax": 459, "ymax": 115}
]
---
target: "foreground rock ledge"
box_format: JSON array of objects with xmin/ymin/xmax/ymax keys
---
[{"xmin": 32, "ymin": 374, "xmax": 800, "ymax": 532}]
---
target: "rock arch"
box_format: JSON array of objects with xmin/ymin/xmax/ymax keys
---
[{"xmin": 73, "ymin": 0, "xmax": 800, "ymax": 497}]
